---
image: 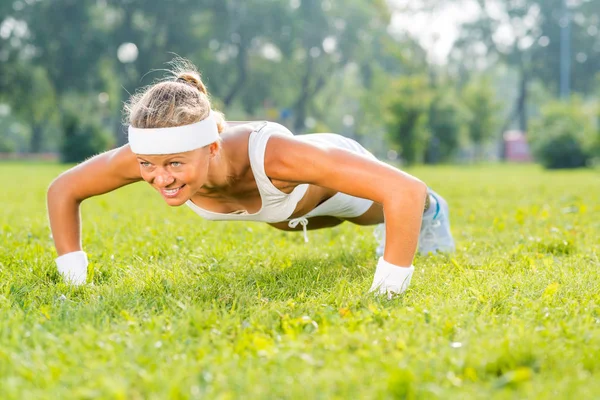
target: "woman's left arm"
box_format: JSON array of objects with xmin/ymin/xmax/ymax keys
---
[{"xmin": 264, "ymin": 134, "xmax": 428, "ymax": 268}]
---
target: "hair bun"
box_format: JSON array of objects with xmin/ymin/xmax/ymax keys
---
[{"xmin": 176, "ymin": 72, "xmax": 208, "ymax": 95}]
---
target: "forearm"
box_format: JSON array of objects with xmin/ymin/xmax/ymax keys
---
[
  {"xmin": 382, "ymin": 181, "xmax": 427, "ymax": 266},
  {"xmin": 47, "ymin": 182, "xmax": 84, "ymax": 256}
]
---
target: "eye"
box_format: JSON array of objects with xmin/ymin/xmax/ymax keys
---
[
  {"xmin": 139, "ymin": 161, "xmax": 152, "ymax": 168},
  {"xmin": 170, "ymin": 161, "xmax": 182, "ymax": 167}
]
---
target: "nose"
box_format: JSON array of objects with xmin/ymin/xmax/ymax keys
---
[{"xmin": 153, "ymin": 169, "xmax": 175, "ymax": 187}]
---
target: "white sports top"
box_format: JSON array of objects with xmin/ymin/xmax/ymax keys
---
[
  {"xmin": 185, "ymin": 122, "xmax": 309, "ymax": 223},
  {"xmin": 185, "ymin": 121, "xmax": 375, "ymax": 229}
]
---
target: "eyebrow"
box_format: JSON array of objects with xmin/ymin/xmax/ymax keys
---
[{"xmin": 136, "ymin": 156, "xmax": 185, "ymax": 163}]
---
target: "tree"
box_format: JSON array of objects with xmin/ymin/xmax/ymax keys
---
[
  {"xmin": 529, "ymin": 96, "xmax": 598, "ymax": 169},
  {"xmin": 451, "ymin": 0, "xmax": 541, "ymax": 135},
  {"xmin": 0, "ymin": 0, "xmax": 418, "ymax": 158},
  {"xmin": 278, "ymin": 0, "xmax": 393, "ymax": 132},
  {"xmin": 462, "ymin": 76, "xmax": 501, "ymax": 159},
  {"xmin": 102, "ymin": 0, "xmax": 218, "ymax": 143},
  {"xmin": 384, "ymin": 75, "xmax": 432, "ymax": 165},
  {"xmin": 6, "ymin": 0, "xmax": 113, "ymax": 158},
  {"xmin": 451, "ymin": 0, "xmax": 600, "ymax": 142},
  {"xmin": 426, "ymin": 87, "xmax": 464, "ymax": 163},
  {"xmin": 1, "ymin": 65, "xmax": 59, "ymax": 153},
  {"xmin": 531, "ymin": 0, "xmax": 600, "ymax": 95}
]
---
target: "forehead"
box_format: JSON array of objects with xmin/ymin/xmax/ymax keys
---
[{"xmin": 135, "ymin": 148, "xmax": 203, "ymax": 162}]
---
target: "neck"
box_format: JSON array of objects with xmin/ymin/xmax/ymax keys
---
[{"xmin": 203, "ymin": 145, "xmax": 235, "ymax": 192}]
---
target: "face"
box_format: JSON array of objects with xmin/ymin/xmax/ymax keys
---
[{"xmin": 135, "ymin": 144, "xmax": 216, "ymax": 206}]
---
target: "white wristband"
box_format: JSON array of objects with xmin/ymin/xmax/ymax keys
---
[
  {"xmin": 55, "ymin": 251, "xmax": 88, "ymax": 286},
  {"xmin": 369, "ymin": 257, "xmax": 414, "ymax": 297}
]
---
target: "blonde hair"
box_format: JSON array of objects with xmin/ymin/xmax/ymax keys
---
[{"xmin": 124, "ymin": 58, "xmax": 226, "ymax": 133}]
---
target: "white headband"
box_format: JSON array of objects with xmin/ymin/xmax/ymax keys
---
[{"xmin": 128, "ymin": 112, "xmax": 219, "ymax": 154}]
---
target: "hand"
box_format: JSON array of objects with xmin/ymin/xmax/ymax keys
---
[
  {"xmin": 55, "ymin": 251, "xmax": 88, "ymax": 286},
  {"xmin": 369, "ymin": 257, "xmax": 414, "ymax": 298}
]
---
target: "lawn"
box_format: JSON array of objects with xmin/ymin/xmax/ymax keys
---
[{"xmin": 0, "ymin": 163, "xmax": 599, "ymax": 399}]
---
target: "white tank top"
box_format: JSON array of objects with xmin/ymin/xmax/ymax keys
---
[{"xmin": 185, "ymin": 122, "xmax": 309, "ymax": 223}]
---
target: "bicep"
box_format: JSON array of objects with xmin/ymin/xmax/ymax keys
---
[
  {"xmin": 264, "ymin": 135, "xmax": 423, "ymax": 204},
  {"xmin": 51, "ymin": 145, "xmax": 143, "ymax": 201}
]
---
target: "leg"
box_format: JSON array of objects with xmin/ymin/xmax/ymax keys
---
[
  {"xmin": 345, "ymin": 193, "xmax": 431, "ymax": 227},
  {"xmin": 344, "ymin": 202, "xmax": 384, "ymax": 226}
]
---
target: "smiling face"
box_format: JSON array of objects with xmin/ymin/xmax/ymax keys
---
[
  {"xmin": 125, "ymin": 62, "xmax": 229, "ymax": 205},
  {"xmin": 136, "ymin": 146, "xmax": 213, "ymax": 206}
]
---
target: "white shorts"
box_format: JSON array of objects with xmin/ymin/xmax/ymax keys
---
[
  {"xmin": 293, "ymin": 133, "xmax": 376, "ymax": 220},
  {"xmin": 302, "ymin": 192, "xmax": 373, "ymax": 219}
]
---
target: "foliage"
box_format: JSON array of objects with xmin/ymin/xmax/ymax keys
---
[
  {"xmin": 384, "ymin": 75, "xmax": 432, "ymax": 165},
  {"xmin": 1, "ymin": 164, "xmax": 600, "ymax": 397},
  {"xmin": 0, "ymin": 139, "xmax": 16, "ymax": 153},
  {"xmin": 0, "ymin": 136, "xmax": 17, "ymax": 153},
  {"xmin": 278, "ymin": 0, "xmax": 394, "ymax": 132},
  {"xmin": 531, "ymin": 0, "xmax": 600, "ymax": 96},
  {"xmin": 450, "ymin": 0, "xmax": 600, "ymax": 136},
  {"xmin": 426, "ymin": 88, "xmax": 464, "ymax": 163},
  {"xmin": 60, "ymin": 117, "xmax": 112, "ymax": 164},
  {"xmin": 462, "ymin": 77, "xmax": 501, "ymax": 152},
  {"xmin": 1, "ymin": 0, "xmax": 599, "ymax": 164},
  {"xmin": 385, "ymin": 77, "xmax": 466, "ymax": 165},
  {"xmin": 528, "ymin": 97, "xmax": 598, "ymax": 169},
  {"xmin": 0, "ymin": 0, "xmax": 410, "ymax": 154},
  {"xmin": 0, "ymin": 112, "xmax": 23, "ymax": 153},
  {"xmin": 59, "ymin": 96, "xmax": 113, "ymax": 163}
]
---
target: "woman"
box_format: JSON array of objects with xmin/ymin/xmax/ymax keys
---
[{"xmin": 47, "ymin": 60, "xmax": 455, "ymax": 297}]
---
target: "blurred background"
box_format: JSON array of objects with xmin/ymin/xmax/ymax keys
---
[{"xmin": 0, "ymin": 0, "xmax": 598, "ymax": 169}]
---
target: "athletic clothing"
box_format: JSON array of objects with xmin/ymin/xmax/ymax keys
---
[
  {"xmin": 186, "ymin": 122, "xmax": 308, "ymax": 223},
  {"xmin": 289, "ymin": 133, "xmax": 375, "ymax": 219},
  {"xmin": 185, "ymin": 121, "xmax": 375, "ymax": 228}
]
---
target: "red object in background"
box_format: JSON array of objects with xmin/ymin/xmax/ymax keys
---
[{"xmin": 504, "ymin": 130, "xmax": 532, "ymax": 162}]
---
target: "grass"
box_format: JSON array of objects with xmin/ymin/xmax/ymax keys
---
[{"xmin": 0, "ymin": 162, "xmax": 599, "ymax": 399}]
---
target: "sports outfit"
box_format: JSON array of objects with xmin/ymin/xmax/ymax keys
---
[{"xmin": 185, "ymin": 121, "xmax": 375, "ymax": 241}]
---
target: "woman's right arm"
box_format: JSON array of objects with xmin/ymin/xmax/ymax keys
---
[{"xmin": 47, "ymin": 145, "xmax": 142, "ymax": 284}]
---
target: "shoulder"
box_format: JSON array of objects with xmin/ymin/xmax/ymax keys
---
[
  {"xmin": 51, "ymin": 145, "xmax": 143, "ymax": 201},
  {"xmin": 221, "ymin": 121, "xmax": 295, "ymax": 153},
  {"xmin": 263, "ymin": 132, "xmax": 336, "ymax": 183},
  {"xmin": 263, "ymin": 131, "xmax": 383, "ymax": 187},
  {"xmin": 82, "ymin": 145, "xmax": 141, "ymax": 182},
  {"xmin": 219, "ymin": 123, "xmax": 255, "ymax": 159}
]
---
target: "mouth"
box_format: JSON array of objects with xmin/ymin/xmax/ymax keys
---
[{"xmin": 160, "ymin": 184, "xmax": 186, "ymax": 198}]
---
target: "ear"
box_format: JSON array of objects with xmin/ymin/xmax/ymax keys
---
[{"xmin": 208, "ymin": 141, "xmax": 220, "ymax": 157}]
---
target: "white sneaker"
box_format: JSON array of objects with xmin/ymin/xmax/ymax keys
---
[
  {"xmin": 418, "ymin": 189, "xmax": 455, "ymax": 254},
  {"xmin": 373, "ymin": 189, "xmax": 455, "ymax": 257}
]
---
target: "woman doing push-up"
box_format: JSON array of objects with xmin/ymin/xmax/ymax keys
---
[{"xmin": 47, "ymin": 60, "xmax": 455, "ymax": 297}]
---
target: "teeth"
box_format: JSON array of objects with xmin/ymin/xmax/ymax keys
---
[{"xmin": 164, "ymin": 187, "xmax": 180, "ymax": 195}]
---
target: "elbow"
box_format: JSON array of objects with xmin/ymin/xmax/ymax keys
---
[
  {"xmin": 410, "ymin": 179, "xmax": 428, "ymax": 210},
  {"xmin": 47, "ymin": 177, "xmax": 63, "ymax": 207},
  {"xmin": 403, "ymin": 177, "xmax": 427, "ymax": 201},
  {"xmin": 47, "ymin": 174, "xmax": 80, "ymax": 205},
  {"xmin": 387, "ymin": 177, "xmax": 427, "ymax": 209},
  {"xmin": 414, "ymin": 178, "xmax": 428, "ymax": 199},
  {"xmin": 47, "ymin": 175, "xmax": 65, "ymax": 199}
]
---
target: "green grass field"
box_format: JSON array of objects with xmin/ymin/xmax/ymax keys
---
[{"xmin": 1, "ymin": 163, "xmax": 599, "ymax": 399}]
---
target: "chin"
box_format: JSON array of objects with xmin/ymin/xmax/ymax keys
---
[
  {"xmin": 161, "ymin": 190, "xmax": 191, "ymax": 207},
  {"xmin": 164, "ymin": 197, "xmax": 188, "ymax": 207}
]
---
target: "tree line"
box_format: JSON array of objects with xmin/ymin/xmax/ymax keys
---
[{"xmin": 0, "ymin": 0, "xmax": 598, "ymax": 167}]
